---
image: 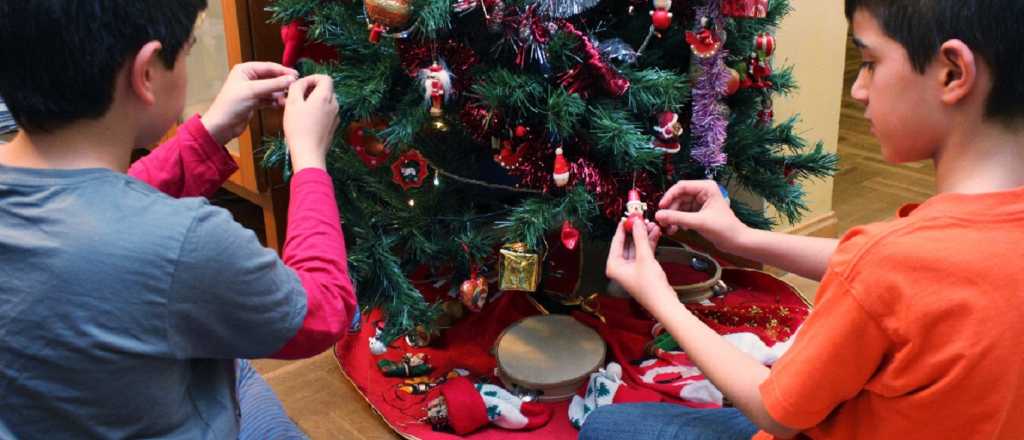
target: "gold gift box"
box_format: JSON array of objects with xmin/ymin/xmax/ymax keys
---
[{"xmin": 499, "ymin": 243, "xmax": 541, "ymax": 292}]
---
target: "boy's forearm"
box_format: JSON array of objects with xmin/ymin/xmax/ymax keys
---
[
  {"xmin": 730, "ymin": 229, "xmax": 838, "ymax": 281},
  {"xmin": 648, "ymin": 289, "xmax": 799, "ymax": 438}
]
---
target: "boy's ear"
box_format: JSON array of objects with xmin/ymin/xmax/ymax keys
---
[
  {"xmin": 128, "ymin": 41, "xmax": 165, "ymax": 106},
  {"xmin": 936, "ymin": 39, "xmax": 979, "ymax": 106}
]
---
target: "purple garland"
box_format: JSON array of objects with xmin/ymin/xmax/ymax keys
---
[{"xmin": 690, "ymin": 1, "xmax": 729, "ymax": 175}]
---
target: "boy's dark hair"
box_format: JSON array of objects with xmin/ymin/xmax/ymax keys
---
[
  {"xmin": 846, "ymin": 0, "xmax": 1024, "ymax": 123},
  {"xmin": 0, "ymin": 1, "xmax": 208, "ymax": 133}
]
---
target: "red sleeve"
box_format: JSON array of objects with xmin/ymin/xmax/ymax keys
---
[
  {"xmin": 127, "ymin": 114, "xmax": 238, "ymax": 198},
  {"xmin": 271, "ymin": 168, "xmax": 356, "ymax": 359}
]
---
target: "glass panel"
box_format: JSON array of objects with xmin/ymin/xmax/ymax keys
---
[{"xmin": 184, "ymin": 1, "xmax": 240, "ymax": 154}]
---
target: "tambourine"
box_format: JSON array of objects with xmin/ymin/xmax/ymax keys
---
[{"xmin": 493, "ymin": 314, "xmax": 606, "ymax": 402}]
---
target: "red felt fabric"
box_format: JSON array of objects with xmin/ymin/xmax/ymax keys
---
[
  {"xmin": 440, "ymin": 377, "xmax": 491, "ymax": 435},
  {"xmin": 334, "ymin": 267, "xmax": 809, "ymax": 439}
]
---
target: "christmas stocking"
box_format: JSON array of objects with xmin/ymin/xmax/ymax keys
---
[
  {"xmin": 568, "ymin": 362, "xmax": 664, "ymax": 428},
  {"xmin": 430, "ymin": 376, "xmax": 552, "ymax": 435}
]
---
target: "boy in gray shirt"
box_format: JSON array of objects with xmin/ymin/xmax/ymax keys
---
[{"xmin": 0, "ymin": 1, "xmax": 353, "ymax": 438}]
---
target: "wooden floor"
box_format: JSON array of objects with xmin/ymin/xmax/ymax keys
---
[{"xmin": 251, "ymin": 38, "xmax": 937, "ymax": 439}]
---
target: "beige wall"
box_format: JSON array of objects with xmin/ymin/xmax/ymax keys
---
[{"xmin": 765, "ymin": 0, "xmax": 848, "ymax": 229}]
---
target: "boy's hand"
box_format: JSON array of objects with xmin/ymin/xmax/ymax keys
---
[
  {"xmin": 605, "ymin": 219, "xmax": 678, "ymax": 311},
  {"xmin": 283, "ymin": 75, "xmax": 339, "ymax": 172},
  {"xmin": 655, "ymin": 180, "xmax": 750, "ymax": 254},
  {"xmin": 203, "ymin": 62, "xmax": 299, "ymax": 146}
]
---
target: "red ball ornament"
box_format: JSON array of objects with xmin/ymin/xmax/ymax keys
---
[
  {"xmin": 514, "ymin": 125, "xmax": 529, "ymax": 138},
  {"xmin": 726, "ymin": 67, "xmax": 741, "ymax": 96},
  {"xmin": 651, "ymin": 10, "xmax": 672, "ymax": 31}
]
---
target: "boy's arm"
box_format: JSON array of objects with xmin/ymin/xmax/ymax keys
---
[
  {"xmin": 728, "ymin": 230, "xmax": 838, "ymax": 281},
  {"xmin": 607, "ymin": 222, "xmax": 889, "ymax": 437},
  {"xmin": 127, "ymin": 115, "xmax": 238, "ymax": 198},
  {"xmin": 270, "ymin": 167, "xmax": 355, "ymax": 359},
  {"xmin": 128, "ymin": 62, "xmax": 298, "ymax": 198},
  {"xmin": 656, "ymin": 180, "xmax": 837, "ymax": 281}
]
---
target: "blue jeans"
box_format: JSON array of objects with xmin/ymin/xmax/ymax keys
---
[
  {"xmin": 580, "ymin": 403, "xmax": 758, "ymax": 440},
  {"xmin": 237, "ymin": 359, "xmax": 308, "ymax": 440}
]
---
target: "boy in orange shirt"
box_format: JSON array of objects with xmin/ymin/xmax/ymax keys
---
[{"xmin": 581, "ymin": 0, "xmax": 1024, "ymax": 439}]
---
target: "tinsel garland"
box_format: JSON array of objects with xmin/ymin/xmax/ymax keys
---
[
  {"xmin": 689, "ymin": 1, "xmax": 729, "ymax": 174},
  {"xmin": 557, "ymin": 21, "xmax": 630, "ymax": 97}
]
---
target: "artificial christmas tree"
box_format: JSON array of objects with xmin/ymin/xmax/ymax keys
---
[{"xmin": 265, "ymin": 0, "xmax": 836, "ymax": 345}]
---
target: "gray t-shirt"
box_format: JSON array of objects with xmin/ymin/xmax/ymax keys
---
[{"xmin": 0, "ymin": 165, "xmax": 307, "ymax": 439}]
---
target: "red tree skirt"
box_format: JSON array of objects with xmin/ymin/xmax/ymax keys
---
[{"xmin": 334, "ymin": 269, "xmax": 809, "ymax": 439}]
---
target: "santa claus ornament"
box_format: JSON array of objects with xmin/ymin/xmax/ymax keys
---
[
  {"xmin": 622, "ymin": 188, "xmax": 648, "ymax": 233},
  {"xmin": 552, "ymin": 147, "xmax": 571, "ymax": 187},
  {"xmin": 722, "ymin": 0, "xmax": 769, "ymax": 18},
  {"xmin": 649, "ymin": 0, "xmax": 673, "ymax": 32},
  {"xmin": 419, "ymin": 61, "xmax": 453, "ymax": 117},
  {"xmin": 652, "ymin": 111, "xmax": 684, "ymax": 154}
]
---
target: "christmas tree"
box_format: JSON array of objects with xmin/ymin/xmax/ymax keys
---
[{"xmin": 264, "ymin": 0, "xmax": 837, "ymax": 345}]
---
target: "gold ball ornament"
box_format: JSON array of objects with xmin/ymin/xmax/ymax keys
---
[{"xmin": 365, "ymin": 0, "xmax": 412, "ymax": 28}]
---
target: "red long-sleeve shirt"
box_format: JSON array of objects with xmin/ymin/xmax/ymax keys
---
[{"xmin": 128, "ymin": 115, "xmax": 355, "ymax": 359}]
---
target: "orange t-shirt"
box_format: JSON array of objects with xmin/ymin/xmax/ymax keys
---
[{"xmin": 754, "ymin": 187, "xmax": 1024, "ymax": 440}]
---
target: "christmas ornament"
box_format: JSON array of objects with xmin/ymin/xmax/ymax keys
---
[
  {"xmin": 369, "ymin": 320, "xmax": 390, "ymax": 355},
  {"xmin": 649, "ymin": 0, "xmax": 674, "ymax": 32},
  {"xmin": 495, "ymin": 140, "xmax": 525, "ymax": 169},
  {"xmin": 346, "ymin": 118, "xmax": 390, "ymax": 169},
  {"xmin": 365, "ymin": 0, "xmax": 412, "ymax": 43},
  {"xmin": 391, "ymin": 149, "xmax": 429, "ymax": 190},
  {"xmin": 652, "ymin": 111, "xmax": 684, "ymax": 154},
  {"xmin": 722, "ymin": 0, "xmax": 769, "ymax": 18},
  {"xmin": 725, "ymin": 67, "xmax": 741, "ymax": 96},
  {"xmin": 459, "ymin": 271, "xmax": 489, "ymax": 312},
  {"xmin": 685, "ymin": 17, "xmax": 723, "ymax": 58},
  {"xmin": 377, "ymin": 352, "xmax": 433, "ymax": 377},
  {"xmin": 399, "ymin": 369, "xmax": 468, "ymax": 395},
  {"xmin": 755, "ymin": 32, "xmax": 776, "ymax": 57},
  {"xmin": 560, "ymin": 220, "xmax": 580, "ymax": 250},
  {"xmin": 427, "ymin": 377, "xmax": 553, "ymax": 435},
  {"xmin": 419, "ymin": 61, "xmax": 453, "ymax": 117},
  {"xmin": 453, "ymin": 0, "xmax": 506, "ymax": 33},
  {"xmin": 552, "ymin": 147, "xmax": 570, "ymax": 187},
  {"xmin": 498, "ymin": 243, "xmax": 541, "ymax": 292},
  {"xmin": 514, "ymin": 125, "xmax": 529, "ymax": 139},
  {"xmin": 622, "ymin": 188, "xmax": 648, "ymax": 233},
  {"xmin": 758, "ymin": 102, "xmax": 774, "ymax": 127},
  {"xmin": 740, "ymin": 33, "xmax": 775, "ymax": 89}
]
